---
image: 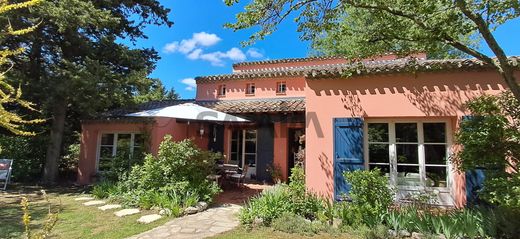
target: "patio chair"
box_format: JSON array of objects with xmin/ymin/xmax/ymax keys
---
[
  {"xmin": 0, "ymin": 159, "xmax": 13, "ymax": 190},
  {"xmin": 229, "ymin": 164, "xmax": 249, "ymax": 187}
]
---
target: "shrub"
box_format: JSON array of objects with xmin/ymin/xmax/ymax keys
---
[
  {"xmin": 271, "ymin": 213, "xmax": 335, "ymax": 236},
  {"xmin": 455, "ymin": 92, "xmax": 520, "ymax": 209},
  {"xmin": 343, "ymin": 168, "xmax": 394, "ymax": 226},
  {"xmin": 240, "ymin": 165, "xmax": 326, "ymax": 227},
  {"xmin": 0, "ymin": 135, "xmax": 47, "ymax": 181},
  {"xmin": 113, "ymin": 135, "xmax": 221, "ymax": 213},
  {"xmin": 240, "ymin": 184, "xmax": 293, "ymax": 226}
]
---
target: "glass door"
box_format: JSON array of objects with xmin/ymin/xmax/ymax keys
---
[{"xmin": 229, "ymin": 129, "xmax": 257, "ymax": 179}]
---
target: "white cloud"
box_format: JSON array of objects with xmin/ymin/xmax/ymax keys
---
[
  {"xmin": 226, "ymin": 47, "xmax": 247, "ymax": 61},
  {"xmin": 247, "ymin": 48, "xmax": 264, "ymax": 58},
  {"xmin": 163, "ymin": 32, "xmax": 221, "ymax": 54},
  {"xmin": 163, "ymin": 32, "xmax": 258, "ymax": 66},
  {"xmin": 187, "ymin": 49, "xmax": 203, "ymax": 60},
  {"xmin": 192, "ymin": 32, "xmax": 221, "ymax": 46},
  {"xmin": 163, "ymin": 42, "xmax": 179, "ymax": 53},
  {"xmin": 180, "ymin": 78, "xmax": 197, "ymax": 91},
  {"xmin": 188, "ymin": 48, "xmax": 247, "ymax": 66}
]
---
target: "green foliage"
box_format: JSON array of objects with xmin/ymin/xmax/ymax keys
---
[
  {"xmin": 0, "ymin": 135, "xmax": 47, "ymax": 181},
  {"xmin": 240, "ymin": 184, "xmax": 294, "ymax": 226},
  {"xmin": 92, "ymin": 180, "xmax": 118, "ymax": 199},
  {"xmin": 271, "ymin": 213, "xmax": 336, "ymax": 236},
  {"xmin": 384, "ymin": 206, "xmax": 500, "ymax": 239},
  {"xmin": 342, "ymin": 169, "xmax": 394, "ymax": 226},
  {"xmin": 240, "ymin": 165, "xmax": 325, "ymax": 227},
  {"xmin": 2, "ymin": 0, "xmax": 173, "ymax": 182},
  {"xmin": 113, "ymin": 135, "xmax": 221, "ymax": 213},
  {"xmin": 225, "ymin": 0, "xmax": 520, "ymax": 101},
  {"xmin": 456, "ymin": 92, "xmax": 520, "ymax": 209},
  {"xmin": 342, "ymin": 224, "xmax": 389, "ymax": 239}
]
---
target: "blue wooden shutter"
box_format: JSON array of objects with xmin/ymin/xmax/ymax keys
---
[
  {"xmin": 333, "ymin": 118, "xmax": 364, "ymax": 201},
  {"xmin": 461, "ymin": 115, "xmax": 486, "ymax": 206}
]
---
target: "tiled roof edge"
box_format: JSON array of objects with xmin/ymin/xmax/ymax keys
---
[
  {"xmin": 197, "ymin": 57, "xmax": 520, "ymax": 83},
  {"xmin": 232, "ymin": 55, "xmax": 345, "ymax": 67}
]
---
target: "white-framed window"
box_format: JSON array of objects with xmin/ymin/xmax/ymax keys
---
[
  {"xmin": 218, "ymin": 84, "xmax": 226, "ymax": 96},
  {"xmin": 97, "ymin": 133, "xmax": 144, "ymax": 172},
  {"xmin": 246, "ymin": 83, "xmax": 255, "ymax": 95},
  {"xmin": 366, "ymin": 120, "xmax": 450, "ymax": 191},
  {"xmin": 276, "ymin": 81, "xmax": 286, "ymax": 94}
]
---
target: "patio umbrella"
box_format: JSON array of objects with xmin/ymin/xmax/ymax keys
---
[{"xmin": 126, "ymin": 103, "xmax": 249, "ymax": 122}]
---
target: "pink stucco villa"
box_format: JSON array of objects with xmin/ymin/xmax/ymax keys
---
[{"xmin": 78, "ymin": 54, "xmax": 520, "ymax": 208}]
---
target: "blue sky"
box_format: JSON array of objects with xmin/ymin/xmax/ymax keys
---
[{"xmin": 127, "ymin": 1, "xmax": 520, "ymax": 99}]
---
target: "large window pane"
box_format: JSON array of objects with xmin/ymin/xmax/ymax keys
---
[
  {"xmin": 134, "ymin": 134, "xmax": 144, "ymax": 147},
  {"xmin": 425, "ymin": 145, "xmax": 447, "ymax": 165},
  {"xmin": 396, "ymin": 144, "xmax": 419, "ymax": 164},
  {"xmin": 426, "ymin": 166, "xmax": 447, "ymax": 187},
  {"xmin": 245, "ymin": 141, "xmax": 256, "ymax": 153},
  {"xmin": 368, "ymin": 123, "xmax": 389, "ymax": 142},
  {"xmin": 117, "ymin": 134, "xmax": 131, "ymax": 155},
  {"xmin": 396, "ymin": 123, "xmax": 418, "ymax": 142},
  {"xmin": 245, "ymin": 154, "xmax": 256, "ymax": 167},
  {"xmin": 397, "ymin": 166, "xmax": 421, "ymax": 186},
  {"xmin": 101, "ymin": 134, "xmax": 114, "ymax": 145},
  {"xmin": 369, "ymin": 144, "xmax": 389, "ymax": 164},
  {"xmin": 245, "ymin": 130, "xmax": 256, "ymax": 139},
  {"xmin": 423, "ymin": 123, "xmax": 446, "ymax": 143},
  {"xmin": 100, "ymin": 146, "xmax": 113, "ymax": 158}
]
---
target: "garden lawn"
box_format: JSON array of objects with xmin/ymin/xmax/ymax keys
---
[
  {"xmin": 0, "ymin": 187, "xmax": 169, "ymax": 239},
  {"xmin": 211, "ymin": 227, "xmax": 356, "ymax": 239}
]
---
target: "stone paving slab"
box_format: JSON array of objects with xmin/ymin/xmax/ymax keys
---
[
  {"xmin": 83, "ymin": 200, "xmax": 106, "ymax": 206},
  {"xmin": 98, "ymin": 204, "xmax": 122, "ymax": 211},
  {"xmin": 137, "ymin": 214, "xmax": 162, "ymax": 224},
  {"xmin": 127, "ymin": 204, "xmax": 242, "ymax": 239},
  {"xmin": 75, "ymin": 196, "xmax": 94, "ymax": 201},
  {"xmin": 115, "ymin": 208, "xmax": 140, "ymax": 217}
]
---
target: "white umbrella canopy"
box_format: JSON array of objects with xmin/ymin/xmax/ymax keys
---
[{"xmin": 126, "ymin": 103, "xmax": 249, "ymax": 122}]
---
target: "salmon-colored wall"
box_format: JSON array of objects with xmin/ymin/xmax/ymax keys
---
[
  {"xmin": 196, "ymin": 77, "xmax": 305, "ymax": 101},
  {"xmin": 78, "ymin": 118, "xmax": 209, "ymax": 184},
  {"xmin": 273, "ymin": 122, "xmax": 306, "ymax": 181},
  {"xmin": 304, "ymin": 70, "xmax": 517, "ymax": 206},
  {"xmin": 78, "ymin": 122, "xmax": 149, "ymax": 184}
]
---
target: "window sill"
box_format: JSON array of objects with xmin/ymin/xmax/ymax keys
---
[
  {"xmin": 245, "ymin": 93, "xmax": 255, "ymax": 96},
  {"xmin": 276, "ymin": 92, "xmax": 287, "ymax": 95}
]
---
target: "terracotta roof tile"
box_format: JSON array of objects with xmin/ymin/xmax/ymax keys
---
[
  {"xmin": 98, "ymin": 98, "xmax": 305, "ymax": 118},
  {"xmin": 197, "ymin": 57, "xmax": 520, "ymax": 83},
  {"xmin": 198, "ymin": 97, "xmax": 305, "ymax": 113},
  {"xmin": 232, "ymin": 56, "xmax": 346, "ymax": 67}
]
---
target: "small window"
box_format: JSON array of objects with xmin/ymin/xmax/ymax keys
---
[
  {"xmin": 246, "ymin": 83, "xmax": 255, "ymax": 95},
  {"xmin": 218, "ymin": 84, "xmax": 226, "ymax": 96},
  {"xmin": 276, "ymin": 82, "xmax": 286, "ymax": 94}
]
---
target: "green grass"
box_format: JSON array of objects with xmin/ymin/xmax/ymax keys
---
[
  {"xmin": 0, "ymin": 188, "xmax": 169, "ymax": 239},
  {"xmin": 211, "ymin": 227, "xmax": 357, "ymax": 239}
]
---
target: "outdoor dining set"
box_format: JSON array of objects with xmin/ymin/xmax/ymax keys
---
[{"xmin": 207, "ymin": 163, "xmax": 249, "ymax": 188}]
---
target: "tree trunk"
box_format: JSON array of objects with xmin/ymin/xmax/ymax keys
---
[{"xmin": 42, "ymin": 99, "xmax": 68, "ymax": 183}]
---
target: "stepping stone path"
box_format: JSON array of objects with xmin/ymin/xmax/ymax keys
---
[
  {"xmin": 98, "ymin": 204, "xmax": 122, "ymax": 211},
  {"xmin": 127, "ymin": 204, "xmax": 242, "ymax": 239},
  {"xmin": 137, "ymin": 214, "xmax": 162, "ymax": 224},
  {"xmin": 75, "ymin": 196, "xmax": 94, "ymax": 201},
  {"xmin": 115, "ymin": 208, "xmax": 140, "ymax": 217},
  {"xmin": 83, "ymin": 200, "xmax": 106, "ymax": 206}
]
